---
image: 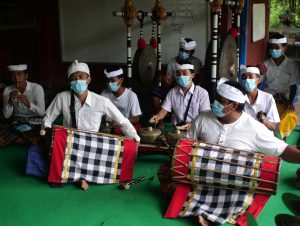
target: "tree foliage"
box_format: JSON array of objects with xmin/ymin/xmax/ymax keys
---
[{"xmin": 270, "ymin": 0, "xmax": 300, "ymax": 27}]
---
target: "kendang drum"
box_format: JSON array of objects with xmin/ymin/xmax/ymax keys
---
[
  {"xmin": 171, "ymin": 138, "xmax": 281, "ymax": 195},
  {"xmin": 164, "ymin": 138, "xmax": 281, "ymax": 225},
  {"xmin": 48, "ymin": 125, "xmax": 138, "ymax": 185}
]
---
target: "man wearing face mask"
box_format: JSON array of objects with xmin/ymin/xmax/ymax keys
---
[
  {"xmin": 101, "ymin": 67, "xmax": 142, "ymax": 125},
  {"xmin": 150, "ymin": 62, "xmax": 210, "ymax": 128},
  {"xmin": 43, "ymin": 60, "xmax": 140, "ymax": 140},
  {"xmin": 186, "ymin": 80, "xmax": 300, "ymax": 226},
  {"xmin": 263, "ymin": 34, "xmax": 299, "ymax": 111},
  {"xmin": 166, "ymin": 38, "xmax": 202, "ymax": 83},
  {"xmin": 242, "ymin": 66, "xmax": 280, "ymax": 131},
  {"xmin": 41, "ymin": 60, "xmax": 140, "ymax": 189}
]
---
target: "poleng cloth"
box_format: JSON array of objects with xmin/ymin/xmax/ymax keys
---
[
  {"xmin": 164, "ymin": 139, "xmax": 280, "ymax": 226},
  {"xmin": 48, "ymin": 126, "xmax": 137, "ymax": 184}
]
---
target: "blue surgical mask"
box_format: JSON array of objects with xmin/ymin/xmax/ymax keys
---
[
  {"xmin": 177, "ymin": 52, "xmax": 190, "ymax": 60},
  {"xmin": 176, "ymin": 75, "xmax": 190, "ymax": 88},
  {"xmin": 211, "ymin": 100, "xmax": 232, "ymax": 118},
  {"xmin": 70, "ymin": 80, "xmax": 88, "ymax": 94},
  {"xmin": 269, "ymin": 49, "xmax": 282, "ymax": 59},
  {"xmin": 242, "ymin": 79, "xmax": 257, "ymax": 92},
  {"xmin": 108, "ymin": 82, "xmax": 120, "ymax": 92}
]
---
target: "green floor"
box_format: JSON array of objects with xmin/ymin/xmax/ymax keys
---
[{"xmin": 0, "ymin": 144, "xmax": 300, "ymax": 226}]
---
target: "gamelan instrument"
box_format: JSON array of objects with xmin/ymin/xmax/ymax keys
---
[{"xmin": 171, "ymin": 138, "xmax": 281, "ymax": 195}]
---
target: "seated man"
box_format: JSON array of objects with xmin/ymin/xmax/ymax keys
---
[
  {"xmin": 150, "ymin": 62, "xmax": 210, "ymax": 129},
  {"xmin": 101, "ymin": 67, "xmax": 142, "ymax": 129},
  {"xmin": 167, "ymin": 37, "xmax": 203, "ymax": 84},
  {"xmin": 3, "ymin": 64, "xmax": 45, "ymax": 120},
  {"xmin": 186, "ymin": 81, "xmax": 300, "ymax": 226},
  {"xmin": 263, "ymin": 34, "xmax": 299, "ymax": 111},
  {"xmin": 40, "ymin": 60, "xmax": 140, "ymax": 189},
  {"xmin": 242, "ymin": 66, "xmax": 280, "ymax": 131},
  {"xmin": 2, "ymin": 64, "xmax": 45, "ymax": 144}
]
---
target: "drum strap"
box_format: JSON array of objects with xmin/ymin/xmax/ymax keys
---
[
  {"xmin": 70, "ymin": 91, "xmax": 77, "ymax": 129},
  {"xmin": 181, "ymin": 93, "xmax": 193, "ymax": 125}
]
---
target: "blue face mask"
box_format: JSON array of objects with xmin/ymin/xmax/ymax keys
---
[
  {"xmin": 211, "ymin": 100, "xmax": 232, "ymax": 118},
  {"xmin": 177, "ymin": 52, "xmax": 190, "ymax": 60},
  {"xmin": 108, "ymin": 82, "xmax": 120, "ymax": 92},
  {"xmin": 269, "ymin": 49, "xmax": 282, "ymax": 59},
  {"xmin": 176, "ymin": 75, "xmax": 190, "ymax": 88},
  {"xmin": 242, "ymin": 79, "xmax": 257, "ymax": 92},
  {"xmin": 70, "ymin": 80, "xmax": 88, "ymax": 94}
]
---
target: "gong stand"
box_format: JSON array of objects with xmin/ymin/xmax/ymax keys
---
[
  {"xmin": 113, "ymin": 0, "xmax": 136, "ymax": 88},
  {"xmin": 208, "ymin": 0, "xmax": 245, "ymax": 99},
  {"xmin": 114, "ymin": 0, "xmax": 171, "ymax": 86},
  {"xmin": 209, "ymin": 0, "xmax": 223, "ymax": 101}
]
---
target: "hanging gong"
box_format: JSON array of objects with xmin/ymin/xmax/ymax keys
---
[
  {"xmin": 133, "ymin": 45, "xmax": 157, "ymax": 84},
  {"xmin": 204, "ymin": 35, "xmax": 238, "ymax": 82},
  {"xmin": 218, "ymin": 35, "xmax": 238, "ymax": 80}
]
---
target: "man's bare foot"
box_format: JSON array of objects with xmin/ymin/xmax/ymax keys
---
[
  {"xmin": 198, "ymin": 215, "xmax": 209, "ymax": 226},
  {"xmin": 80, "ymin": 179, "xmax": 89, "ymax": 190}
]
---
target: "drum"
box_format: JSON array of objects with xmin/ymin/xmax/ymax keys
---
[
  {"xmin": 48, "ymin": 125, "xmax": 138, "ymax": 184},
  {"xmin": 171, "ymin": 138, "xmax": 281, "ymax": 195}
]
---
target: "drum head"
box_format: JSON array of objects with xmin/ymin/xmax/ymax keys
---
[{"xmin": 133, "ymin": 45, "xmax": 157, "ymax": 84}]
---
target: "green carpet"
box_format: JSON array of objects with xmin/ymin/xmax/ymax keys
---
[{"xmin": 0, "ymin": 144, "xmax": 299, "ymax": 226}]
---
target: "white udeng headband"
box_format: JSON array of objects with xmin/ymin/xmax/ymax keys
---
[
  {"xmin": 179, "ymin": 38, "xmax": 196, "ymax": 51},
  {"xmin": 67, "ymin": 60, "xmax": 90, "ymax": 78},
  {"xmin": 104, "ymin": 68, "xmax": 123, "ymax": 78},
  {"xmin": 245, "ymin": 67, "xmax": 260, "ymax": 76},
  {"xmin": 217, "ymin": 83, "xmax": 246, "ymax": 104},
  {"xmin": 8, "ymin": 64, "xmax": 27, "ymax": 71},
  {"xmin": 176, "ymin": 63, "xmax": 194, "ymax": 71},
  {"xmin": 268, "ymin": 37, "xmax": 287, "ymax": 44}
]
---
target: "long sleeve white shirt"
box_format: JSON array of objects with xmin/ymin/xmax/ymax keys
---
[
  {"xmin": 42, "ymin": 90, "xmax": 140, "ymax": 142},
  {"xmin": 2, "ymin": 81, "xmax": 45, "ymax": 119}
]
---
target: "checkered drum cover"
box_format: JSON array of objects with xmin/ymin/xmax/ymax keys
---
[
  {"xmin": 165, "ymin": 138, "xmax": 280, "ymax": 225},
  {"xmin": 48, "ymin": 126, "xmax": 137, "ymax": 184}
]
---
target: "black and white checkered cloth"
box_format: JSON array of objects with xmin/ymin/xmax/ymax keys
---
[
  {"xmin": 187, "ymin": 143, "xmax": 260, "ymax": 190},
  {"xmin": 176, "ymin": 142, "xmax": 262, "ymax": 224},
  {"xmin": 179, "ymin": 185, "xmax": 253, "ymax": 224},
  {"xmin": 61, "ymin": 130, "xmax": 124, "ymax": 184}
]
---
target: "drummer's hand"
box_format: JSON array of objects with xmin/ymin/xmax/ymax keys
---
[
  {"xmin": 287, "ymin": 104, "xmax": 295, "ymax": 112},
  {"xmin": 149, "ymin": 115, "xmax": 160, "ymax": 124},
  {"xmin": 181, "ymin": 123, "xmax": 191, "ymax": 131}
]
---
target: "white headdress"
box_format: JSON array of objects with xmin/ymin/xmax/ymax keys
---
[
  {"xmin": 179, "ymin": 38, "xmax": 196, "ymax": 51},
  {"xmin": 8, "ymin": 64, "xmax": 27, "ymax": 71},
  {"xmin": 67, "ymin": 60, "xmax": 90, "ymax": 78},
  {"xmin": 268, "ymin": 37, "xmax": 287, "ymax": 44},
  {"xmin": 176, "ymin": 63, "xmax": 194, "ymax": 71},
  {"xmin": 217, "ymin": 83, "xmax": 246, "ymax": 103},
  {"xmin": 245, "ymin": 67, "xmax": 260, "ymax": 76},
  {"xmin": 104, "ymin": 68, "xmax": 123, "ymax": 78}
]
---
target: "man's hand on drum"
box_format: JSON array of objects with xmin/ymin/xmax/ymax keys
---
[
  {"xmin": 149, "ymin": 115, "xmax": 161, "ymax": 124},
  {"xmin": 179, "ymin": 123, "xmax": 191, "ymax": 131}
]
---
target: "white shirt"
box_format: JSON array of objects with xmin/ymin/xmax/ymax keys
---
[
  {"xmin": 167, "ymin": 56, "xmax": 202, "ymax": 79},
  {"xmin": 187, "ymin": 111, "xmax": 287, "ymax": 156},
  {"xmin": 101, "ymin": 88, "xmax": 142, "ymax": 118},
  {"xmin": 263, "ymin": 57, "xmax": 299, "ymax": 98},
  {"xmin": 3, "ymin": 81, "xmax": 45, "ymax": 118},
  {"xmin": 244, "ymin": 89, "xmax": 280, "ymax": 124},
  {"xmin": 42, "ymin": 90, "xmax": 140, "ymax": 142},
  {"xmin": 161, "ymin": 83, "xmax": 211, "ymax": 125}
]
